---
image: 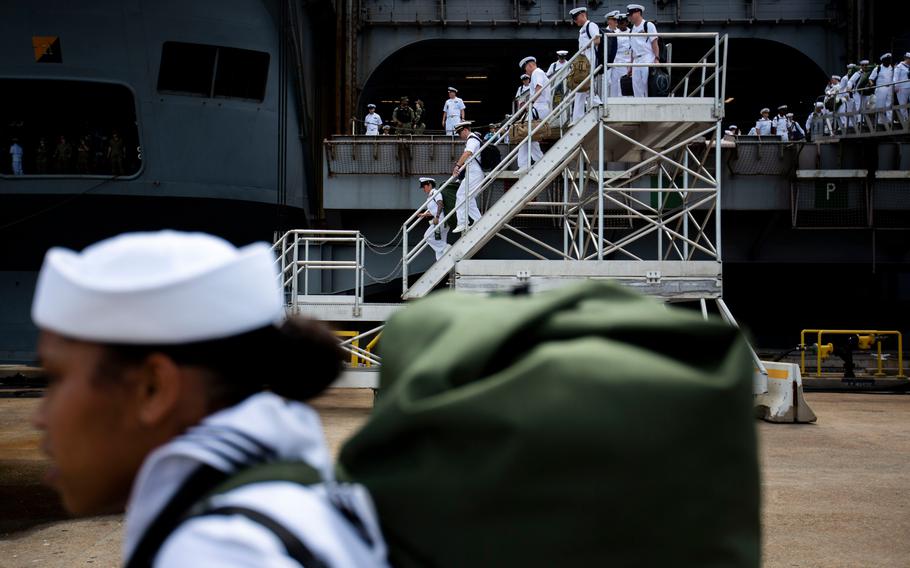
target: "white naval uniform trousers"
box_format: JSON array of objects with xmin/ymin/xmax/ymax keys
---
[
  {"xmin": 518, "ymin": 68, "xmax": 551, "ymax": 170},
  {"xmin": 895, "ymin": 62, "xmax": 910, "ymax": 123},
  {"xmin": 611, "ymin": 32, "xmax": 633, "ymax": 97},
  {"xmin": 630, "ymin": 20, "xmax": 658, "ymax": 98},
  {"xmin": 455, "ymin": 135, "xmax": 484, "ymax": 228},
  {"xmin": 573, "ymin": 21, "xmax": 602, "ymax": 122},
  {"xmin": 423, "ymin": 189, "xmax": 450, "ymax": 260},
  {"xmin": 444, "ymin": 97, "xmax": 465, "ymax": 135},
  {"xmin": 869, "ymin": 65, "xmax": 894, "ymax": 125}
]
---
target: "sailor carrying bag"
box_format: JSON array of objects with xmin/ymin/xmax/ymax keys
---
[
  {"xmin": 565, "ymin": 55, "xmax": 591, "ymax": 92},
  {"xmin": 509, "ymin": 108, "xmax": 558, "ymax": 142},
  {"xmin": 338, "ymin": 280, "xmax": 761, "ymax": 568}
]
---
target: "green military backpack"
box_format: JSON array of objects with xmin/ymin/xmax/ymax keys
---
[{"xmin": 338, "ymin": 281, "xmax": 760, "ymax": 567}]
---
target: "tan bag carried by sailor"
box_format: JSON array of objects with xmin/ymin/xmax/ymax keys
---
[{"xmin": 565, "ymin": 56, "xmax": 591, "ymax": 92}]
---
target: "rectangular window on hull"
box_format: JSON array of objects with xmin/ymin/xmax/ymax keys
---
[
  {"xmin": 157, "ymin": 42, "xmax": 269, "ymax": 102},
  {"xmin": 0, "ymin": 79, "xmax": 141, "ymax": 177}
]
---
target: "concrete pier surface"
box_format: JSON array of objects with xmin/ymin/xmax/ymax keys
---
[{"xmin": 2, "ymin": 391, "xmax": 908, "ymax": 568}]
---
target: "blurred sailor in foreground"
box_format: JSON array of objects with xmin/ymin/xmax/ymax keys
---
[{"xmin": 31, "ymin": 230, "xmax": 389, "ymax": 567}]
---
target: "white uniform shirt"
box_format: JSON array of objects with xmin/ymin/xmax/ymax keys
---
[
  {"xmin": 122, "ymin": 392, "xmax": 389, "ymax": 568},
  {"xmin": 755, "ymin": 117, "xmax": 773, "ymax": 136},
  {"xmin": 630, "ymin": 20, "xmax": 658, "ymax": 63},
  {"xmin": 848, "ymin": 70, "xmax": 863, "ymax": 93},
  {"xmin": 426, "ymin": 188, "xmax": 444, "ymax": 219},
  {"xmin": 515, "ymin": 84, "xmax": 530, "ymax": 102},
  {"xmin": 895, "ymin": 62, "xmax": 910, "ymax": 89},
  {"xmin": 364, "ymin": 112, "xmax": 382, "ymax": 135},
  {"xmin": 772, "ymin": 114, "xmax": 789, "ymax": 140},
  {"xmin": 869, "ymin": 65, "xmax": 894, "ymax": 87},
  {"xmin": 443, "ymin": 97, "xmax": 465, "ymax": 120},
  {"xmin": 529, "ymin": 67, "xmax": 551, "ymax": 109},
  {"xmin": 546, "ymin": 60, "xmax": 568, "ymax": 77},
  {"xmin": 806, "ymin": 111, "xmax": 828, "ymax": 136},
  {"xmin": 463, "ymin": 133, "xmax": 484, "ymax": 182},
  {"xmin": 578, "ymin": 21, "xmax": 600, "ymax": 64},
  {"xmin": 10, "ymin": 144, "xmax": 23, "ymax": 161},
  {"xmin": 614, "ymin": 30, "xmax": 633, "ymax": 64}
]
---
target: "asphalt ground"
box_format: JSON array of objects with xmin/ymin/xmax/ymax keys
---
[{"xmin": 1, "ymin": 391, "xmax": 908, "ymax": 568}]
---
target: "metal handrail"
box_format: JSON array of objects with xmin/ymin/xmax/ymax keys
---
[
  {"xmin": 799, "ymin": 329, "xmax": 906, "ymax": 378},
  {"xmin": 400, "ymin": 32, "xmax": 725, "ymax": 296},
  {"xmin": 272, "ymin": 230, "xmax": 365, "ymax": 313}
]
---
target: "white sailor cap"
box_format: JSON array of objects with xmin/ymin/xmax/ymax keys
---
[
  {"xmin": 520, "ymin": 73, "xmax": 530, "ymax": 80},
  {"xmin": 453, "ymin": 120, "xmax": 474, "ymax": 133},
  {"xmin": 367, "ymin": 103, "xmax": 376, "ymax": 109},
  {"xmin": 881, "ymin": 53, "xmax": 892, "ymax": 61},
  {"xmin": 777, "ymin": 104, "xmax": 788, "ymax": 110},
  {"xmin": 859, "ymin": 59, "xmax": 870, "ymax": 65},
  {"xmin": 815, "ymin": 101, "xmax": 825, "ymax": 108},
  {"xmin": 760, "ymin": 107, "xmax": 770, "ymax": 114},
  {"xmin": 382, "ymin": 124, "xmax": 391, "ymax": 130},
  {"xmin": 605, "ymin": 10, "xmax": 621, "ymax": 19},
  {"xmin": 32, "ymin": 231, "xmax": 283, "ymax": 344},
  {"xmin": 447, "ymin": 86, "xmax": 458, "ymax": 93},
  {"xmin": 519, "ymin": 56, "xmax": 536, "ymax": 69},
  {"xmin": 556, "ymin": 50, "xmax": 569, "ymax": 57},
  {"xmin": 729, "ymin": 125, "xmax": 738, "ymax": 130},
  {"xmin": 569, "ymin": 6, "xmax": 587, "ymax": 17},
  {"xmin": 905, "ymin": 52, "xmax": 910, "ymax": 59},
  {"xmin": 831, "ymin": 74, "xmax": 841, "ymax": 80},
  {"xmin": 786, "ymin": 112, "xmax": 794, "ymax": 118},
  {"xmin": 418, "ymin": 177, "xmax": 436, "ymax": 187},
  {"xmin": 847, "ymin": 63, "xmax": 856, "ymax": 68},
  {"xmin": 627, "ymin": 3, "xmax": 645, "ymax": 12}
]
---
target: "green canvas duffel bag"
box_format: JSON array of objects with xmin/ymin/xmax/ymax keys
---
[{"xmin": 338, "ymin": 281, "xmax": 759, "ymax": 567}]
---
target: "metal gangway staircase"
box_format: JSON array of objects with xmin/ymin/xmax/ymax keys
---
[{"xmin": 278, "ymin": 31, "xmax": 815, "ymax": 422}]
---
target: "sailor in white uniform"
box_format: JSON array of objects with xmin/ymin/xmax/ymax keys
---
[
  {"xmin": 363, "ymin": 104, "xmax": 382, "ymax": 135},
  {"xmin": 755, "ymin": 108, "xmax": 773, "ymax": 136},
  {"xmin": 772, "ymin": 105, "xmax": 790, "ymax": 141},
  {"xmin": 571, "ymin": 6, "xmax": 602, "ymax": 122},
  {"xmin": 418, "ymin": 177, "xmax": 450, "ymax": 260},
  {"xmin": 869, "ymin": 53, "xmax": 895, "ymax": 126},
  {"xmin": 442, "ymin": 87, "xmax": 466, "ymax": 135},
  {"xmin": 516, "ymin": 57, "xmax": 551, "ymax": 171},
  {"xmin": 895, "ymin": 52, "xmax": 910, "ymax": 124},
  {"xmin": 30, "ymin": 230, "xmax": 389, "ymax": 568},
  {"xmin": 805, "ymin": 101, "xmax": 830, "ymax": 139},
  {"xmin": 611, "ymin": 13, "xmax": 633, "ymax": 97},
  {"xmin": 627, "ymin": 4, "xmax": 659, "ymax": 98},
  {"xmin": 786, "ymin": 113, "xmax": 805, "ymax": 140},
  {"xmin": 546, "ymin": 50, "xmax": 570, "ymax": 77},
  {"xmin": 515, "ymin": 74, "xmax": 531, "ymax": 106},
  {"xmin": 451, "ymin": 121, "xmax": 483, "ymax": 233},
  {"xmin": 10, "ymin": 139, "xmax": 24, "ymax": 175},
  {"xmin": 602, "ymin": 11, "xmax": 620, "ymax": 97},
  {"xmin": 852, "ymin": 59, "xmax": 871, "ymax": 126}
]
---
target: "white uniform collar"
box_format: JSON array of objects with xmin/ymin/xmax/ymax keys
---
[{"xmin": 122, "ymin": 392, "xmax": 333, "ymax": 561}]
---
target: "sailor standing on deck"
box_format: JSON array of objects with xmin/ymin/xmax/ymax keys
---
[
  {"xmin": 805, "ymin": 101, "xmax": 830, "ymax": 140},
  {"xmin": 451, "ymin": 121, "xmax": 483, "ymax": 233},
  {"xmin": 611, "ymin": 13, "xmax": 633, "ymax": 97},
  {"xmin": 602, "ymin": 11, "xmax": 620, "ymax": 97},
  {"xmin": 516, "ymin": 56, "xmax": 551, "ymax": 172},
  {"xmin": 869, "ymin": 53, "xmax": 894, "ymax": 127},
  {"xmin": 30, "ymin": 230, "xmax": 389, "ymax": 568},
  {"xmin": 627, "ymin": 4, "xmax": 659, "ymax": 98},
  {"xmin": 772, "ymin": 105, "xmax": 790, "ymax": 141},
  {"xmin": 894, "ymin": 53, "xmax": 910, "ymax": 124},
  {"xmin": 418, "ymin": 177, "xmax": 451, "ymax": 260},
  {"xmin": 851, "ymin": 60, "xmax": 871, "ymax": 126},
  {"xmin": 570, "ymin": 6, "xmax": 602, "ymax": 122},
  {"xmin": 364, "ymin": 104, "xmax": 382, "ymax": 135},
  {"xmin": 442, "ymin": 87, "xmax": 466, "ymax": 135},
  {"xmin": 10, "ymin": 138, "xmax": 24, "ymax": 175},
  {"xmin": 754, "ymin": 108, "xmax": 773, "ymax": 136},
  {"xmin": 515, "ymin": 74, "xmax": 531, "ymax": 105},
  {"xmin": 546, "ymin": 50, "xmax": 570, "ymax": 77}
]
